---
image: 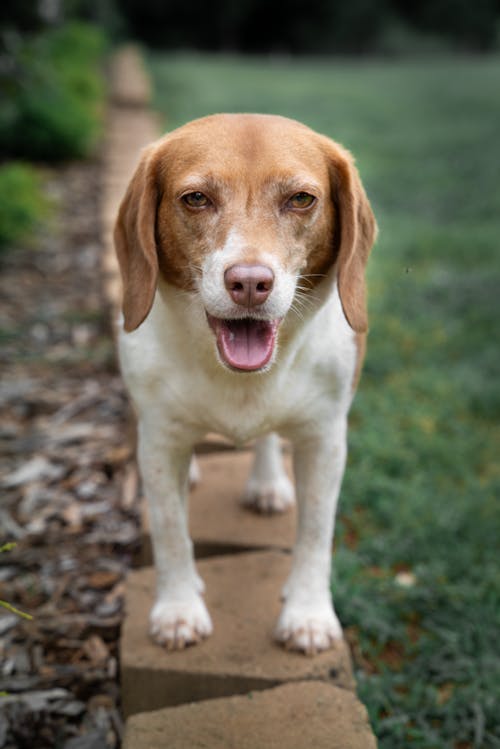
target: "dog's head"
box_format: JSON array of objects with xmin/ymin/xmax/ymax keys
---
[{"xmin": 114, "ymin": 114, "xmax": 377, "ymax": 372}]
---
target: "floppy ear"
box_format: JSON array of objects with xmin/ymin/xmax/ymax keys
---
[
  {"xmin": 113, "ymin": 146, "xmax": 159, "ymax": 332},
  {"xmin": 330, "ymin": 146, "xmax": 378, "ymax": 334}
]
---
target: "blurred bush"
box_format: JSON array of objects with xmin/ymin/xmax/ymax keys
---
[
  {"xmin": 118, "ymin": 0, "xmax": 499, "ymax": 53},
  {"xmin": 0, "ymin": 19, "xmax": 107, "ymax": 251},
  {"xmin": 391, "ymin": 0, "xmax": 499, "ymax": 52},
  {"xmin": 118, "ymin": 0, "xmax": 386, "ymax": 53},
  {"xmin": 0, "ymin": 22, "xmax": 107, "ymax": 161},
  {"xmin": 0, "ymin": 163, "xmax": 50, "ymax": 250}
]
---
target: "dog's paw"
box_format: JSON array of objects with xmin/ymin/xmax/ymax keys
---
[
  {"xmin": 149, "ymin": 593, "xmax": 213, "ymax": 650},
  {"xmin": 274, "ymin": 600, "xmax": 343, "ymax": 655},
  {"xmin": 241, "ymin": 474, "xmax": 295, "ymax": 514}
]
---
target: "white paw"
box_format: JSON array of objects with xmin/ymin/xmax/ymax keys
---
[
  {"xmin": 241, "ymin": 474, "xmax": 295, "ymax": 514},
  {"xmin": 274, "ymin": 600, "xmax": 343, "ymax": 655},
  {"xmin": 150, "ymin": 592, "xmax": 213, "ymax": 650}
]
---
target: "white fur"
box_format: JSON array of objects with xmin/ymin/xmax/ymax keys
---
[
  {"xmin": 200, "ymin": 230, "xmax": 298, "ymax": 324},
  {"xmin": 118, "ymin": 233, "xmax": 358, "ymax": 654},
  {"xmin": 242, "ymin": 433, "xmax": 295, "ymax": 513}
]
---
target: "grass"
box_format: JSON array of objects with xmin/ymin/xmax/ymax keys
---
[{"xmin": 146, "ymin": 52, "xmax": 500, "ymax": 748}]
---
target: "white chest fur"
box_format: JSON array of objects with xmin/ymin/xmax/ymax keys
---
[{"xmin": 118, "ymin": 277, "xmax": 357, "ymax": 446}]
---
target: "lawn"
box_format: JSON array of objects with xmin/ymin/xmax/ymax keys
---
[{"xmin": 146, "ymin": 52, "xmax": 500, "ymax": 748}]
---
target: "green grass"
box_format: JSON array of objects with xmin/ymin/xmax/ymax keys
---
[{"xmin": 146, "ymin": 52, "xmax": 500, "ymax": 748}]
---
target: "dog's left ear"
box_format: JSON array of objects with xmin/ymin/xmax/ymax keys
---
[
  {"xmin": 113, "ymin": 145, "xmax": 160, "ymax": 332},
  {"xmin": 326, "ymin": 142, "xmax": 378, "ymax": 334}
]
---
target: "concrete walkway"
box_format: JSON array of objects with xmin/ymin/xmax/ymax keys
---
[{"xmin": 102, "ymin": 47, "xmax": 378, "ymax": 748}]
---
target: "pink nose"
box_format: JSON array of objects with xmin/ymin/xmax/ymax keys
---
[{"xmin": 224, "ymin": 264, "xmax": 274, "ymax": 307}]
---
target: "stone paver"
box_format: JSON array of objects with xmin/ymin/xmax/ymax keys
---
[
  {"xmin": 101, "ymin": 47, "xmax": 160, "ymax": 317},
  {"xmin": 101, "ymin": 107, "xmax": 160, "ymax": 316},
  {"xmin": 123, "ymin": 681, "xmax": 377, "ymax": 749},
  {"xmin": 121, "ymin": 551, "xmax": 354, "ymax": 717},
  {"xmin": 108, "ymin": 44, "xmax": 153, "ymax": 107},
  {"xmin": 137, "ymin": 450, "xmax": 295, "ymax": 566}
]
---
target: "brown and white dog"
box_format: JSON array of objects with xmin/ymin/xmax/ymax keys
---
[{"xmin": 114, "ymin": 113, "xmax": 377, "ymax": 655}]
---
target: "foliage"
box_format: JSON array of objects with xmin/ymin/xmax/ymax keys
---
[
  {"xmin": 120, "ymin": 0, "xmax": 387, "ymax": 53},
  {"xmin": 119, "ymin": 0, "xmax": 499, "ymax": 52},
  {"xmin": 0, "ymin": 22, "xmax": 107, "ymax": 161},
  {"xmin": 0, "ymin": 21, "xmax": 106, "ymax": 252},
  {"xmin": 0, "ymin": 0, "xmax": 42, "ymax": 32},
  {"xmin": 0, "ymin": 0, "xmax": 124, "ymax": 40},
  {"xmin": 147, "ymin": 52, "xmax": 500, "ymax": 747},
  {"xmin": 391, "ymin": 0, "xmax": 499, "ymax": 51},
  {"xmin": 0, "ymin": 162, "xmax": 50, "ymax": 250}
]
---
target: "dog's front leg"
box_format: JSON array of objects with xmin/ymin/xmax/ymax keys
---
[
  {"xmin": 138, "ymin": 420, "xmax": 212, "ymax": 650},
  {"xmin": 275, "ymin": 419, "xmax": 347, "ymax": 655}
]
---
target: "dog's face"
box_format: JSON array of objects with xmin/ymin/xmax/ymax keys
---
[{"xmin": 114, "ymin": 114, "xmax": 377, "ymax": 371}]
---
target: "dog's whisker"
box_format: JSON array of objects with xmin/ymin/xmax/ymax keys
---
[
  {"xmin": 296, "ymin": 273, "xmax": 328, "ymax": 291},
  {"xmin": 292, "ymin": 288, "xmax": 316, "ymax": 307},
  {"xmin": 293, "ymin": 290, "xmax": 318, "ymax": 310},
  {"xmin": 289, "ymin": 303, "xmax": 305, "ymax": 321},
  {"xmin": 297, "ymin": 284, "xmax": 322, "ymax": 299},
  {"xmin": 298, "ymin": 272, "xmax": 328, "ymax": 280},
  {"xmin": 294, "ymin": 286, "xmax": 318, "ymax": 300}
]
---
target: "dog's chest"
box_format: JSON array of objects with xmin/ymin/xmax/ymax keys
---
[{"xmin": 119, "ymin": 290, "xmax": 357, "ymax": 443}]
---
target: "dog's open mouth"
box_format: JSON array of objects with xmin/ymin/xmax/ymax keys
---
[{"xmin": 206, "ymin": 315, "xmax": 280, "ymax": 371}]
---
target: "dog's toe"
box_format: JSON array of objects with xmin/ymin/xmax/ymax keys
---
[
  {"xmin": 274, "ymin": 602, "xmax": 343, "ymax": 655},
  {"xmin": 150, "ymin": 594, "xmax": 213, "ymax": 650},
  {"xmin": 241, "ymin": 474, "xmax": 295, "ymax": 514}
]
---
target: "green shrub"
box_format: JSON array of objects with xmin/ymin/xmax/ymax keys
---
[
  {"xmin": 0, "ymin": 162, "xmax": 50, "ymax": 250},
  {"xmin": 0, "ymin": 22, "xmax": 107, "ymax": 161}
]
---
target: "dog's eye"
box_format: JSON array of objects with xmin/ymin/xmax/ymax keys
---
[
  {"xmin": 287, "ymin": 192, "xmax": 316, "ymax": 210},
  {"xmin": 182, "ymin": 191, "xmax": 210, "ymax": 209}
]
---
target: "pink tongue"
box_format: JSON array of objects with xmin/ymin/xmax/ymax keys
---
[{"xmin": 218, "ymin": 319, "xmax": 278, "ymax": 371}]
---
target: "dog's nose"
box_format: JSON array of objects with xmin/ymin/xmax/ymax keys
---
[{"xmin": 224, "ymin": 264, "xmax": 274, "ymax": 307}]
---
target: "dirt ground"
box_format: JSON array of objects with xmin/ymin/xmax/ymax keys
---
[{"xmin": 0, "ymin": 159, "xmax": 140, "ymax": 749}]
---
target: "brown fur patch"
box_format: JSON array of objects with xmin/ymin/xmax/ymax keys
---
[
  {"xmin": 352, "ymin": 332, "xmax": 367, "ymax": 391},
  {"xmin": 113, "ymin": 114, "xmax": 377, "ymax": 334}
]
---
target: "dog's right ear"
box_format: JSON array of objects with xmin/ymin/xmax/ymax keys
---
[{"xmin": 113, "ymin": 146, "xmax": 159, "ymax": 332}]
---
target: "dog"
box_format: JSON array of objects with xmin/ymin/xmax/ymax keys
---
[{"xmin": 114, "ymin": 113, "xmax": 377, "ymax": 655}]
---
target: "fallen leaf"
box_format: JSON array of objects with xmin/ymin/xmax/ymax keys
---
[
  {"xmin": 2, "ymin": 456, "xmax": 64, "ymax": 488},
  {"xmin": 87, "ymin": 571, "xmax": 121, "ymax": 590},
  {"xmin": 82, "ymin": 635, "xmax": 108, "ymax": 666}
]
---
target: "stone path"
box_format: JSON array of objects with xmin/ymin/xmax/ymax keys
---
[{"xmin": 103, "ymin": 47, "xmax": 377, "ymax": 748}]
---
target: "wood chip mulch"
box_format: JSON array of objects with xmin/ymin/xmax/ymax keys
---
[{"xmin": 0, "ymin": 159, "xmax": 140, "ymax": 749}]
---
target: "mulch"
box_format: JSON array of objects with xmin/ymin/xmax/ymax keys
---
[{"xmin": 0, "ymin": 159, "xmax": 140, "ymax": 748}]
